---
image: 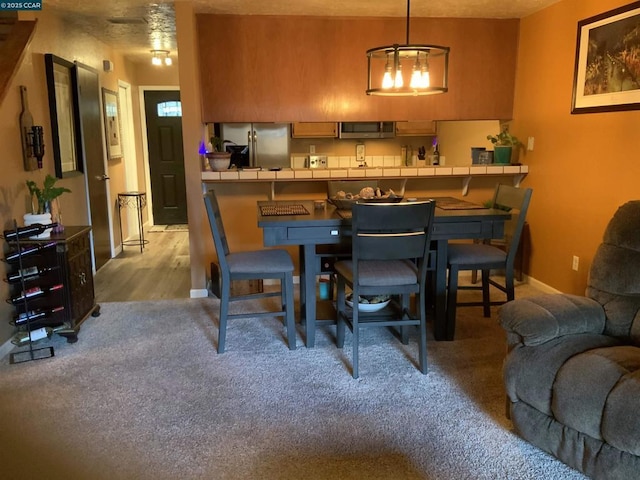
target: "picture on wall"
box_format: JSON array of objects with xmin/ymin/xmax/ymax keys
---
[
  {"xmin": 102, "ymin": 88, "xmax": 123, "ymax": 159},
  {"xmin": 572, "ymin": 1, "xmax": 640, "ymax": 113}
]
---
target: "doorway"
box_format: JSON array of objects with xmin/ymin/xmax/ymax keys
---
[
  {"xmin": 143, "ymin": 90, "xmax": 187, "ymax": 225},
  {"xmin": 76, "ymin": 62, "xmax": 112, "ymax": 270}
]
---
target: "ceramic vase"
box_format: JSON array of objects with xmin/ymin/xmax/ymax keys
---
[
  {"xmin": 23, "ymin": 212, "xmax": 53, "ymax": 238},
  {"xmin": 493, "ymin": 145, "xmax": 512, "ymax": 165}
]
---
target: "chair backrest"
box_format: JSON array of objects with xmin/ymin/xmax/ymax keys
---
[
  {"xmin": 491, "ymin": 184, "xmax": 533, "ymax": 266},
  {"xmin": 351, "ymin": 200, "xmax": 435, "ymax": 282},
  {"xmin": 586, "ymin": 200, "xmax": 640, "ymax": 342},
  {"xmin": 204, "ymin": 190, "xmax": 231, "ymax": 271}
]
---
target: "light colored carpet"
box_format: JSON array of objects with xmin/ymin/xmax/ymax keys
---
[{"xmin": 0, "ymin": 294, "xmax": 587, "ymax": 480}]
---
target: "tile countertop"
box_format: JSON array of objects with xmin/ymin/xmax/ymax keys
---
[{"xmin": 201, "ymin": 164, "xmax": 528, "ymax": 182}]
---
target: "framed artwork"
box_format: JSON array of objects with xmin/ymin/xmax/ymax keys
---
[
  {"xmin": 102, "ymin": 88, "xmax": 123, "ymax": 159},
  {"xmin": 44, "ymin": 54, "xmax": 83, "ymax": 177},
  {"xmin": 572, "ymin": 1, "xmax": 640, "ymax": 114}
]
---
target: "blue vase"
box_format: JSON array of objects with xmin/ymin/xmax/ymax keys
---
[{"xmin": 493, "ymin": 146, "xmax": 512, "ymax": 164}]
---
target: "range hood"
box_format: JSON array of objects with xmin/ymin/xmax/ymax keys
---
[{"xmin": 339, "ymin": 121, "xmax": 395, "ymax": 139}]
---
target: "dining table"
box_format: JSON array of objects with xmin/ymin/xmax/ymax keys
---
[{"xmin": 257, "ymin": 197, "xmax": 511, "ymax": 344}]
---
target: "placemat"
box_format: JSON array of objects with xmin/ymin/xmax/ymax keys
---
[
  {"xmin": 260, "ymin": 204, "xmax": 310, "ymax": 216},
  {"xmin": 435, "ymin": 198, "xmax": 486, "ymax": 210}
]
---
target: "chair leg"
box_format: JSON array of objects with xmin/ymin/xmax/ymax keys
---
[
  {"xmin": 418, "ymin": 293, "xmax": 428, "ymax": 374},
  {"xmin": 284, "ymin": 274, "xmax": 296, "ymax": 350},
  {"xmin": 481, "ymin": 269, "xmax": 491, "ymax": 317},
  {"xmin": 352, "ymin": 307, "xmax": 359, "ymax": 379},
  {"xmin": 446, "ymin": 265, "xmax": 459, "ymax": 340},
  {"xmin": 218, "ymin": 281, "xmax": 231, "ymax": 353},
  {"xmin": 400, "ymin": 294, "xmax": 410, "ymax": 345},
  {"xmin": 336, "ymin": 276, "xmax": 346, "ymax": 348},
  {"xmin": 505, "ymin": 269, "xmax": 515, "ymax": 302}
]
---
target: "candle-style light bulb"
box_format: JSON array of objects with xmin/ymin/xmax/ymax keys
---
[{"xmin": 382, "ymin": 56, "xmax": 394, "ymax": 89}]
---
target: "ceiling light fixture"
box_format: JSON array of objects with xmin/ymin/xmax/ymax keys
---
[
  {"xmin": 151, "ymin": 50, "xmax": 172, "ymax": 66},
  {"xmin": 366, "ymin": 0, "xmax": 449, "ymax": 96}
]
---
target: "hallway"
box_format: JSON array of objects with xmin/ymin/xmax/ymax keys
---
[{"xmin": 93, "ymin": 227, "xmax": 191, "ymax": 302}]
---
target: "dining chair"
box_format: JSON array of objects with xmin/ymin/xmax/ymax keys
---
[
  {"xmin": 204, "ymin": 190, "xmax": 296, "ymax": 353},
  {"xmin": 445, "ymin": 184, "xmax": 533, "ymax": 338},
  {"xmin": 334, "ymin": 200, "xmax": 436, "ymax": 378}
]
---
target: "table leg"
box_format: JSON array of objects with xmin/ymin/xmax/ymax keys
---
[
  {"xmin": 434, "ymin": 239, "xmax": 449, "ymax": 341},
  {"xmin": 302, "ymin": 244, "xmax": 318, "ymax": 348}
]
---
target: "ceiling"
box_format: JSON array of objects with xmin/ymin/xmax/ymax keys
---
[{"xmin": 44, "ymin": 0, "xmax": 561, "ymax": 63}]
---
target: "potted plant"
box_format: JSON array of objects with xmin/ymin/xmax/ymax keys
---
[
  {"xmin": 487, "ymin": 126, "xmax": 522, "ymax": 165},
  {"xmin": 24, "ymin": 174, "xmax": 71, "ymax": 238},
  {"xmin": 206, "ymin": 136, "xmax": 231, "ymax": 172}
]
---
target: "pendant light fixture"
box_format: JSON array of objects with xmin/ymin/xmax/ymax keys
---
[
  {"xmin": 366, "ymin": 0, "xmax": 449, "ymax": 96},
  {"xmin": 151, "ymin": 50, "xmax": 172, "ymax": 66}
]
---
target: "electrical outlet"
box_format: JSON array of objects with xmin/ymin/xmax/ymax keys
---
[
  {"xmin": 309, "ymin": 144, "xmax": 316, "ymax": 154},
  {"xmin": 572, "ymin": 255, "xmax": 579, "ymax": 271},
  {"xmin": 356, "ymin": 144, "xmax": 365, "ymax": 162}
]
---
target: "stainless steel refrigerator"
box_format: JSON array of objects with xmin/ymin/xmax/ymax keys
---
[{"xmin": 220, "ymin": 123, "xmax": 291, "ymax": 169}]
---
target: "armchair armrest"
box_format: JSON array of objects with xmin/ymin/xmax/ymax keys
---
[{"xmin": 499, "ymin": 294, "xmax": 606, "ymax": 347}]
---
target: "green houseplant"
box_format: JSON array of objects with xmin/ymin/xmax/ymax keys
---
[
  {"xmin": 487, "ymin": 127, "xmax": 522, "ymax": 165},
  {"xmin": 26, "ymin": 174, "xmax": 71, "ymax": 214}
]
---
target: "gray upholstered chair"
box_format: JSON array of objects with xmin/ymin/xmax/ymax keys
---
[
  {"xmin": 334, "ymin": 200, "xmax": 435, "ymax": 378},
  {"xmin": 445, "ymin": 184, "xmax": 532, "ymax": 338},
  {"xmin": 204, "ymin": 190, "xmax": 296, "ymax": 353},
  {"xmin": 499, "ymin": 200, "xmax": 640, "ymax": 479}
]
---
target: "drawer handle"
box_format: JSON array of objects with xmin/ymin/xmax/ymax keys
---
[{"xmin": 330, "ymin": 229, "xmax": 339, "ymax": 236}]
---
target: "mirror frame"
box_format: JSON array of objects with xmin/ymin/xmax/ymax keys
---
[{"xmin": 44, "ymin": 53, "xmax": 83, "ymax": 178}]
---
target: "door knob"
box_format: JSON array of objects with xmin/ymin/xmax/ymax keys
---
[{"xmin": 96, "ymin": 174, "xmax": 110, "ymax": 181}]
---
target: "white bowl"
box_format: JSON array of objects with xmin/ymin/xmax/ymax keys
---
[{"xmin": 346, "ymin": 294, "xmax": 390, "ymax": 312}]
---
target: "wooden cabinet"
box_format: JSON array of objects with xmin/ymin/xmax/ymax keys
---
[
  {"xmin": 4, "ymin": 226, "xmax": 99, "ymax": 344},
  {"xmin": 395, "ymin": 121, "xmax": 437, "ymax": 136},
  {"xmin": 197, "ymin": 15, "xmax": 518, "ymax": 122},
  {"xmin": 291, "ymin": 122, "xmax": 337, "ymax": 138}
]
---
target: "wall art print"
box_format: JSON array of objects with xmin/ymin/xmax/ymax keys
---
[{"xmin": 572, "ymin": 1, "xmax": 640, "ymax": 113}]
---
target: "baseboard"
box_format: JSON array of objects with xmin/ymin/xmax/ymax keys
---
[
  {"xmin": 524, "ymin": 275, "xmax": 561, "ymax": 294},
  {"xmin": 0, "ymin": 338, "xmax": 15, "ymax": 362},
  {"xmin": 190, "ymin": 288, "xmax": 209, "ymax": 298}
]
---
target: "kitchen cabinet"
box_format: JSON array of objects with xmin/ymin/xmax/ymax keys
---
[
  {"xmin": 291, "ymin": 122, "xmax": 337, "ymax": 138},
  {"xmin": 395, "ymin": 121, "xmax": 437, "ymax": 136},
  {"xmin": 197, "ymin": 15, "xmax": 518, "ymax": 123}
]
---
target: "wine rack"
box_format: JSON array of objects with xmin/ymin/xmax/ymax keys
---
[{"xmin": 3, "ymin": 225, "xmax": 100, "ymax": 363}]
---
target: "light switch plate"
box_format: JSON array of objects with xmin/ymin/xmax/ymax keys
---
[
  {"xmin": 356, "ymin": 144, "xmax": 365, "ymax": 162},
  {"xmin": 527, "ymin": 137, "xmax": 534, "ymax": 151}
]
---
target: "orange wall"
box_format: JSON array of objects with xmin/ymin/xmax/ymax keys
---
[{"xmin": 511, "ymin": 0, "xmax": 640, "ymax": 294}]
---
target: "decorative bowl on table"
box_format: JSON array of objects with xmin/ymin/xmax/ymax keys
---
[
  {"xmin": 345, "ymin": 294, "xmax": 391, "ymax": 312},
  {"xmin": 328, "ymin": 193, "xmax": 403, "ymax": 210}
]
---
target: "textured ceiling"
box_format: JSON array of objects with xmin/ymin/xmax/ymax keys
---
[{"xmin": 44, "ymin": 0, "xmax": 562, "ymax": 63}]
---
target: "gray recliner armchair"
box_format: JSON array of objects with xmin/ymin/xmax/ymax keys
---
[{"xmin": 498, "ymin": 200, "xmax": 640, "ymax": 480}]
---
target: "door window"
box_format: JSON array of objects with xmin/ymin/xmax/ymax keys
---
[{"xmin": 157, "ymin": 101, "xmax": 182, "ymax": 117}]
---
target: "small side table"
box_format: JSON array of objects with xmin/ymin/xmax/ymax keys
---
[{"xmin": 117, "ymin": 191, "xmax": 149, "ymax": 253}]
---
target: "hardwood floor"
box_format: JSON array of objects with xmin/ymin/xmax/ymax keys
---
[{"xmin": 93, "ymin": 227, "xmax": 191, "ymax": 302}]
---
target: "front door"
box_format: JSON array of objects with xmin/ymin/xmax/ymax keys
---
[
  {"xmin": 76, "ymin": 63, "xmax": 111, "ymax": 270},
  {"xmin": 144, "ymin": 90, "xmax": 187, "ymax": 225}
]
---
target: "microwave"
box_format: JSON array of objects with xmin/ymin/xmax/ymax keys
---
[{"xmin": 339, "ymin": 121, "xmax": 395, "ymax": 139}]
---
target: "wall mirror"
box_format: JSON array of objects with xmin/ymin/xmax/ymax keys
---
[{"xmin": 44, "ymin": 53, "xmax": 83, "ymax": 178}]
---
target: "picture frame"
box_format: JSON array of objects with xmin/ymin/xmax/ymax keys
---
[
  {"xmin": 101, "ymin": 88, "xmax": 123, "ymax": 159},
  {"xmin": 572, "ymin": 1, "xmax": 640, "ymax": 114},
  {"xmin": 44, "ymin": 54, "xmax": 84, "ymax": 177}
]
